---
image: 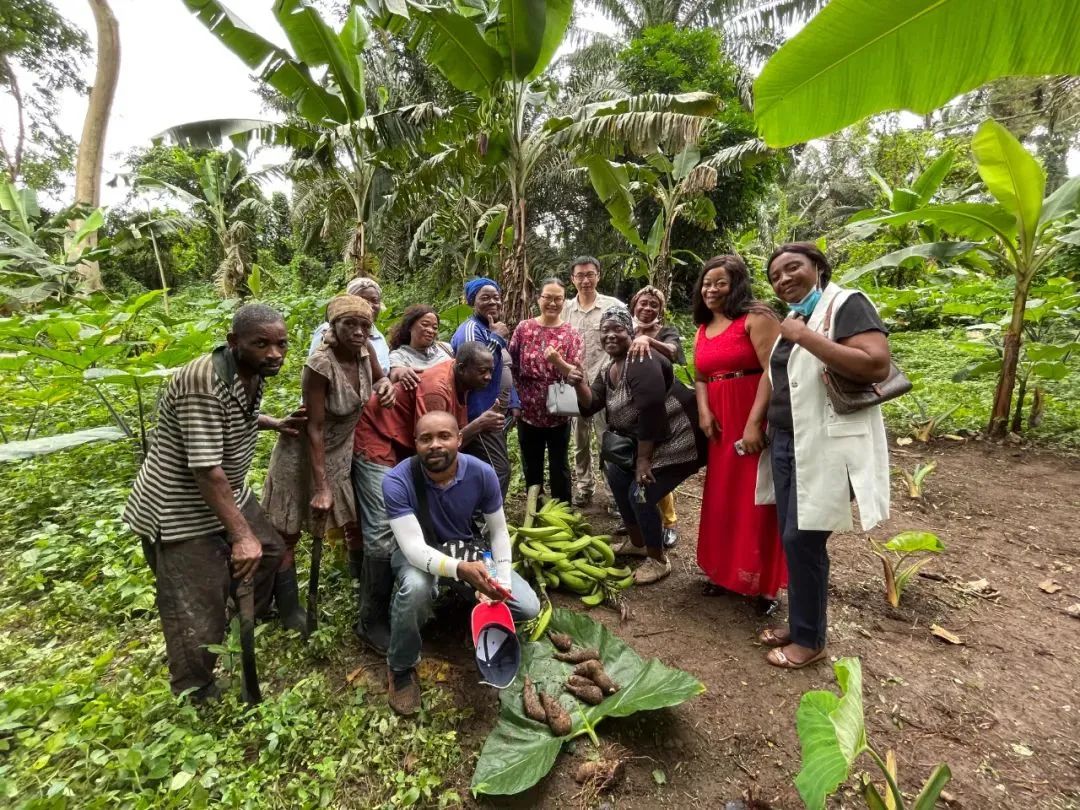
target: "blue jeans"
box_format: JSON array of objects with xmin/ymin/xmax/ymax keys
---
[
  {"xmin": 351, "ymin": 455, "xmax": 397, "ymax": 559},
  {"xmin": 386, "ymin": 548, "xmax": 541, "ymax": 672},
  {"xmin": 605, "ymin": 460, "xmax": 699, "ymax": 550}
]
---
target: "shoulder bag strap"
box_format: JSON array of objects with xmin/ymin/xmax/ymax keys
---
[{"xmin": 409, "ymin": 455, "xmax": 438, "ymax": 545}]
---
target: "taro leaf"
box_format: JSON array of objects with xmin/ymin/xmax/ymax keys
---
[
  {"xmin": 882, "ymin": 531, "xmax": 943, "ymax": 555},
  {"xmin": 794, "ymin": 657, "xmax": 867, "ymax": 810},
  {"xmin": 471, "ymin": 608, "xmax": 704, "ymax": 796},
  {"xmin": 0, "ymin": 426, "xmax": 127, "ymax": 463}
]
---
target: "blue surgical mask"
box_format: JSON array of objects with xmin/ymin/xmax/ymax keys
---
[{"xmin": 789, "ymin": 286, "xmax": 822, "ymax": 318}]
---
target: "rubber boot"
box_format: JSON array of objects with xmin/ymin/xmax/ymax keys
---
[
  {"xmin": 273, "ymin": 565, "xmax": 308, "ymax": 638},
  {"xmin": 355, "ymin": 556, "xmax": 393, "ymax": 654},
  {"xmin": 347, "ymin": 547, "xmax": 364, "ymax": 597}
]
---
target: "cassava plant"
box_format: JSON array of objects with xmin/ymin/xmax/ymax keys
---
[
  {"xmin": 869, "ymin": 531, "xmax": 943, "ymax": 607},
  {"xmin": 795, "ymin": 656, "xmax": 951, "ymax": 810}
]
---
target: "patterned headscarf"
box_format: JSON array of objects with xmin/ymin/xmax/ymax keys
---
[
  {"xmin": 464, "ymin": 277, "xmax": 500, "ymax": 305},
  {"xmin": 326, "ymin": 295, "xmax": 373, "ymax": 323},
  {"xmin": 629, "ymin": 285, "xmax": 667, "ymax": 317},
  {"xmin": 600, "ymin": 305, "xmax": 634, "ymax": 333},
  {"xmin": 346, "ymin": 277, "xmax": 381, "ymax": 297}
]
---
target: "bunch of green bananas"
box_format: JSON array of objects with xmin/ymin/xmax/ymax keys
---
[{"xmin": 510, "ymin": 497, "xmax": 633, "ymax": 608}]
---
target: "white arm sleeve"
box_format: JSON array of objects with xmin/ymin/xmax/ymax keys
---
[
  {"xmin": 483, "ymin": 509, "xmax": 513, "ymax": 591},
  {"xmin": 388, "ymin": 514, "xmax": 461, "ymax": 580}
]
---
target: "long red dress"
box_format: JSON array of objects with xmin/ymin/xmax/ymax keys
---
[{"xmin": 695, "ymin": 317, "xmax": 786, "ymax": 598}]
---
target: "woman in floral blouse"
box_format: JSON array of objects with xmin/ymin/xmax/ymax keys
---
[{"xmin": 509, "ymin": 278, "xmax": 584, "ymax": 502}]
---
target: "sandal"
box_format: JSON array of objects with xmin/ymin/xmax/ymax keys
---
[
  {"xmin": 757, "ymin": 627, "xmax": 792, "ymax": 647},
  {"xmin": 765, "ymin": 647, "xmax": 827, "ymax": 670}
]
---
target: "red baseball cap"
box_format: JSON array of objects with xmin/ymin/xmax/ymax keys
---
[{"xmin": 470, "ymin": 601, "xmax": 521, "ymax": 689}]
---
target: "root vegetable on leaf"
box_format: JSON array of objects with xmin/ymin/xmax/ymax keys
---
[
  {"xmin": 572, "ymin": 659, "xmax": 619, "ymax": 694},
  {"xmin": 522, "ymin": 675, "xmax": 547, "ymax": 723},
  {"xmin": 539, "ymin": 692, "xmax": 572, "ymax": 736},
  {"xmin": 554, "ymin": 647, "xmax": 600, "ymax": 664},
  {"xmin": 565, "ymin": 675, "xmax": 604, "ymax": 705},
  {"xmin": 547, "ymin": 631, "xmax": 573, "ymax": 652}
]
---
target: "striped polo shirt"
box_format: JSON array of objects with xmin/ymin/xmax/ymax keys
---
[{"xmin": 123, "ymin": 346, "xmax": 265, "ymax": 544}]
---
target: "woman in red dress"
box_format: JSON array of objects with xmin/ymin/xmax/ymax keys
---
[{"xmin": 693, "ymin": 255, "xmax": 786, "ymax": 615}]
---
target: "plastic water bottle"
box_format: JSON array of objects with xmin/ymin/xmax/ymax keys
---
[{"xmin": 482, "ymin": 550, "xmax": 497, "ymax": 581}]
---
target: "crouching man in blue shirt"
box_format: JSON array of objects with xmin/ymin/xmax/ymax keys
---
[{"xmin": 381, "ymin": 410, "xmax": 540, "ymax": 716}]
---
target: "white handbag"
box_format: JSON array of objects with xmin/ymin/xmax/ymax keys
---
[{"xmin": 545, "ymin": 381, "xmax": 579, "ymax": 416}]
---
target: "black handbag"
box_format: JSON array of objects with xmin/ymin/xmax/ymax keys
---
[
  {"xmin": 600, "ymin": 429, "xmax": 636, "ymax": 470},
  {"xmin": 821, "ymin": 296, "xmax": 912, "ymax": 415}
]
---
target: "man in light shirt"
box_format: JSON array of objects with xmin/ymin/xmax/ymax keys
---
[{"xmin": 562, "ymin": 256, "xmax": 623, "ymax": 508}]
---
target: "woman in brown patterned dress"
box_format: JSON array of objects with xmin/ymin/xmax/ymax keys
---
[{"xmin": 263, "ymin": 295, "xmax": 394, "ymax": 633}]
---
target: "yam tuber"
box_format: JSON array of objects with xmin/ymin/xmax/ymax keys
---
[
  {"xmin": 539, "ymin": 692, "xmax": 572, "ymax": 736},
  {"xmin": 547, "ymin": 631, "xmax": 573, "ymax": 652},
  {"xmin": 574, "ymin": 758, "xmax": 625, "ymax": 790},
  {"xmin": 564, "ymin": 675, "xmax": 603, "ymax": 705},
  {"xmin": 553, "ymin": 647, "xmax": 600, "ymax": 664},
  {"xmin": 522, "ymin": 675, "xmax": 547, "ymax": 723},
  {"xmin": 572, "ymin": 660, "xmax": 619, "ymax": 694}
]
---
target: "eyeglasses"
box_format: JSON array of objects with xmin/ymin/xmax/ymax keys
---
[
  {"xmin": 539, "ymin": 295, "xmax": 565, "ymax": 304},
  {"xmin": 573, "ymin": 272, "xmax": 598, "ymax": 280}
]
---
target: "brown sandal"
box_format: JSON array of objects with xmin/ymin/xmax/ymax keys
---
[
  {"xmin": 765, "ymin": 647, "xmax": 827, "ymax": 670},
  {"xmin": 758, "ymin": 627, "xmax": 791, "ymax": 647}
]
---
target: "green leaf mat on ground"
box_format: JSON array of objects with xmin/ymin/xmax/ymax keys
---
[{"xmin": 471, "ymin": 607, "xmax": 705, "ymax": 796}]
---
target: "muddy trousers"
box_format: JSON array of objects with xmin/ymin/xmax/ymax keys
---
[
  {"xmin": 149, "ymin": 499, "xmax": 284, "ymax": 696},
  {"xmin": 770, "ymin": 429, "xmax": 832, "ymax": 650}
]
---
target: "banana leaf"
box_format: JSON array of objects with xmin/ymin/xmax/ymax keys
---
[{"xmin": 471, "ymin": 608, "xmax": 704, "ymax": 796}]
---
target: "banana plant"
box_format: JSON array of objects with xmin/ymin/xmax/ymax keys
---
[
  {"xmin": 135, "ymin": 150, "xmax": 270, "ymax": 297},
  {"xmin": 842, "ymin": 120, "xmax": 1080, "ymax": 439},
  {"xmin": 367, "ymin": 0, "xmax": 719, "ymax": 322}
]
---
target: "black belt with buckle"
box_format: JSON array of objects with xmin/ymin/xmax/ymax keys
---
[{"xmin": 708, "ymin": 369, "xmax": 763, "ymax": 382}]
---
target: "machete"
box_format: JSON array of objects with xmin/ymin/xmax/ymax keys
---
[
  {"xmin": 306, "ymin": 517, "xmax": 326, "ymax": 638},
  {"xmin": 236, "ymin": 577, "xmax": 261, "ymax": 704}
]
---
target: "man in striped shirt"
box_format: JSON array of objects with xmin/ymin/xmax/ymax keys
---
[{"xmin": 124, "ymin": 304, "xmax": 303, "ymax": 702}]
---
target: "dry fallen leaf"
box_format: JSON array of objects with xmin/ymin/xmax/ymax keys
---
[
  {"xmin": 1038, "ymin": 579, "xmax": 1063, "ymax": 594},
  {"xmin": 930, "ymin": 624, "xmax": 963, "ymax": 645},
  {"xmin": 1065, "ymin": 603, "xmax": 1080, "ymax": 620},
  {"xmin": 896, "ymin": 437, "xmax": 914, "ymax": 446},
  {"xmin": 1010, "ymin": 743, "xmax": 1034, "ymax": 757},
  {"xmin": 963, "ymin": 578, "xmax": 990, "ymax": 592},
  {"xmin": 418, "ymin": 657, "xmax": 451, "ymax": 683}
]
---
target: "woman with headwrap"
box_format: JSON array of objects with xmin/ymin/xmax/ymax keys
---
[
  {"xmin": 309, "ymin": 277, "xmax": 391, "ymax": 372},
  {"xmin": 263, "ymin": 295, "xmax": 396, "ymax": 635},
  {"xmin": 627, "ymin": 285, "xmax": 685, "ymax": 548},
  {"xmin": 566, "ymin": 306, "xmax": 706, "ymax": 585},
  {"xmin": 451, "ymin": 277, "xmax": 520, "ymax": 496}
]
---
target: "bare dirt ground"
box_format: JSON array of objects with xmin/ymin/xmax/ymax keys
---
[{"xmin": 359, "ymin": 441, "xmax": 1080, "ymax": 809}]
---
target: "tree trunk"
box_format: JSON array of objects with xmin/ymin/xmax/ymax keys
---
[
  {"xmin": 503, "ymin": 198, "xmax": 531, "ymax": 325},
  {"xmin": 987, "ymin": 275, "xmax": 1032, "ymax": 439},
  {"xmin": 71, "ymin": 0, "xmax": 120, "ymax": 291},
  {"xmin": 653, "ymin": 216, "xmax": 675, "ymax": 301},
  {"xmin": 1009, "ymin": 372, "xmax": 1027, "ymax": 434}
]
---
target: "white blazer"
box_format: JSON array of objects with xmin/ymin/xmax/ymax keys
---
[{"xmin": 755, "ymin": 283, "xmax": 890, "ymax": 532}]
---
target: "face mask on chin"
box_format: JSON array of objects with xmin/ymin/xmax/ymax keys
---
[{"xmin": 789, "ymin": 285, "xmax": 822, "ymax": 318}]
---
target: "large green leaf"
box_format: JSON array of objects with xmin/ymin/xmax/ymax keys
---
[
  {"xmin": 882, "ymin": 531, "xmax": 944, "ymax": 555},
  {"xmin": 0, "ymin": 427, "xmax": 127, "ymax": 463},
  {"xmin": 471, "ymin": 608, "xmax": 704, "ymax": 796},
  {"xmin": 850, "ymin": 204, "xmax": 1017, "ymax": 243},
  {"xmin": 583, "ymin": 156, "xmax": 647, "ymax": 252},
  {"xmin": 912, "ymin": 150, "xmax": 956, "ymax": 206},
  {"xmin": 1038, "ymin": 175, "xmax": 1080, "ymax": 227},
  {"xmin": 912, "ymin": 764, "xmax": 953, "ymax": 810},
  {"xmin": 795, "ymin": 657, "xmax": 868, "ymax": 810},
  {"xmin": 0, "ymin": 182, "xmax": 40, "ymax": 235},
  {"xmin": 492, "ymin": 0, "xmax": 571, "ymax": 80},
  {"xmin": 273, "ymin": 0, "xmax": 366, "ymax": 120},
  {"xmin": 420, "ymin": 8, "xmax": 505, "ymax": 97},
  {"xmin": 840, "ymin": 241, "xmax": 980, "ymax": 284},
  {"xmin": 754, "ymin": 0, "xmax": 1080, "ymax": 147},
  {"xmin": 182, "ymin": 0, "xmax": 348, "ymax": 125},
  {"xmin": 972, "ymin": 120, "xmax": 1045, "ymax": 255}
]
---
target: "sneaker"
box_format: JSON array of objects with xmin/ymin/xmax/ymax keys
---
[
  {"xmin": 572, "ymin": 492, "xmax": 592, "ymax": 508},
  {"xmin": 633, "ymin": 557, "xmax": 672, "ymax": 585},
  {"xmin": 662, "ymin": 526, "xmax": 678, "ymax": 548},
  {"xmin": 606, "ymin": 503, "xmax": 621, "ymax": 519},
  {"xmin": 614, "ymin": 522, "xmax": 628, "ymax": 536},
  {"xmin": 387, "ymin": 668, "xmax": 421, "ymax": 716},
  {"xmin": 611, "ymin": 537, "xmax": 648, "ymax": 557}
]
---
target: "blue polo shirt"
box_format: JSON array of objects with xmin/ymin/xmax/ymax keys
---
[{"xmin": 382, "ymin": 453, "xmax": 502, "ymax": 544}]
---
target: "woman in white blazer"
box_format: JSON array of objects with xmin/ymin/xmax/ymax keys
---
[{"xmin": 755, "ymin": 243, "xmax": 893, "ymax": 669}]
